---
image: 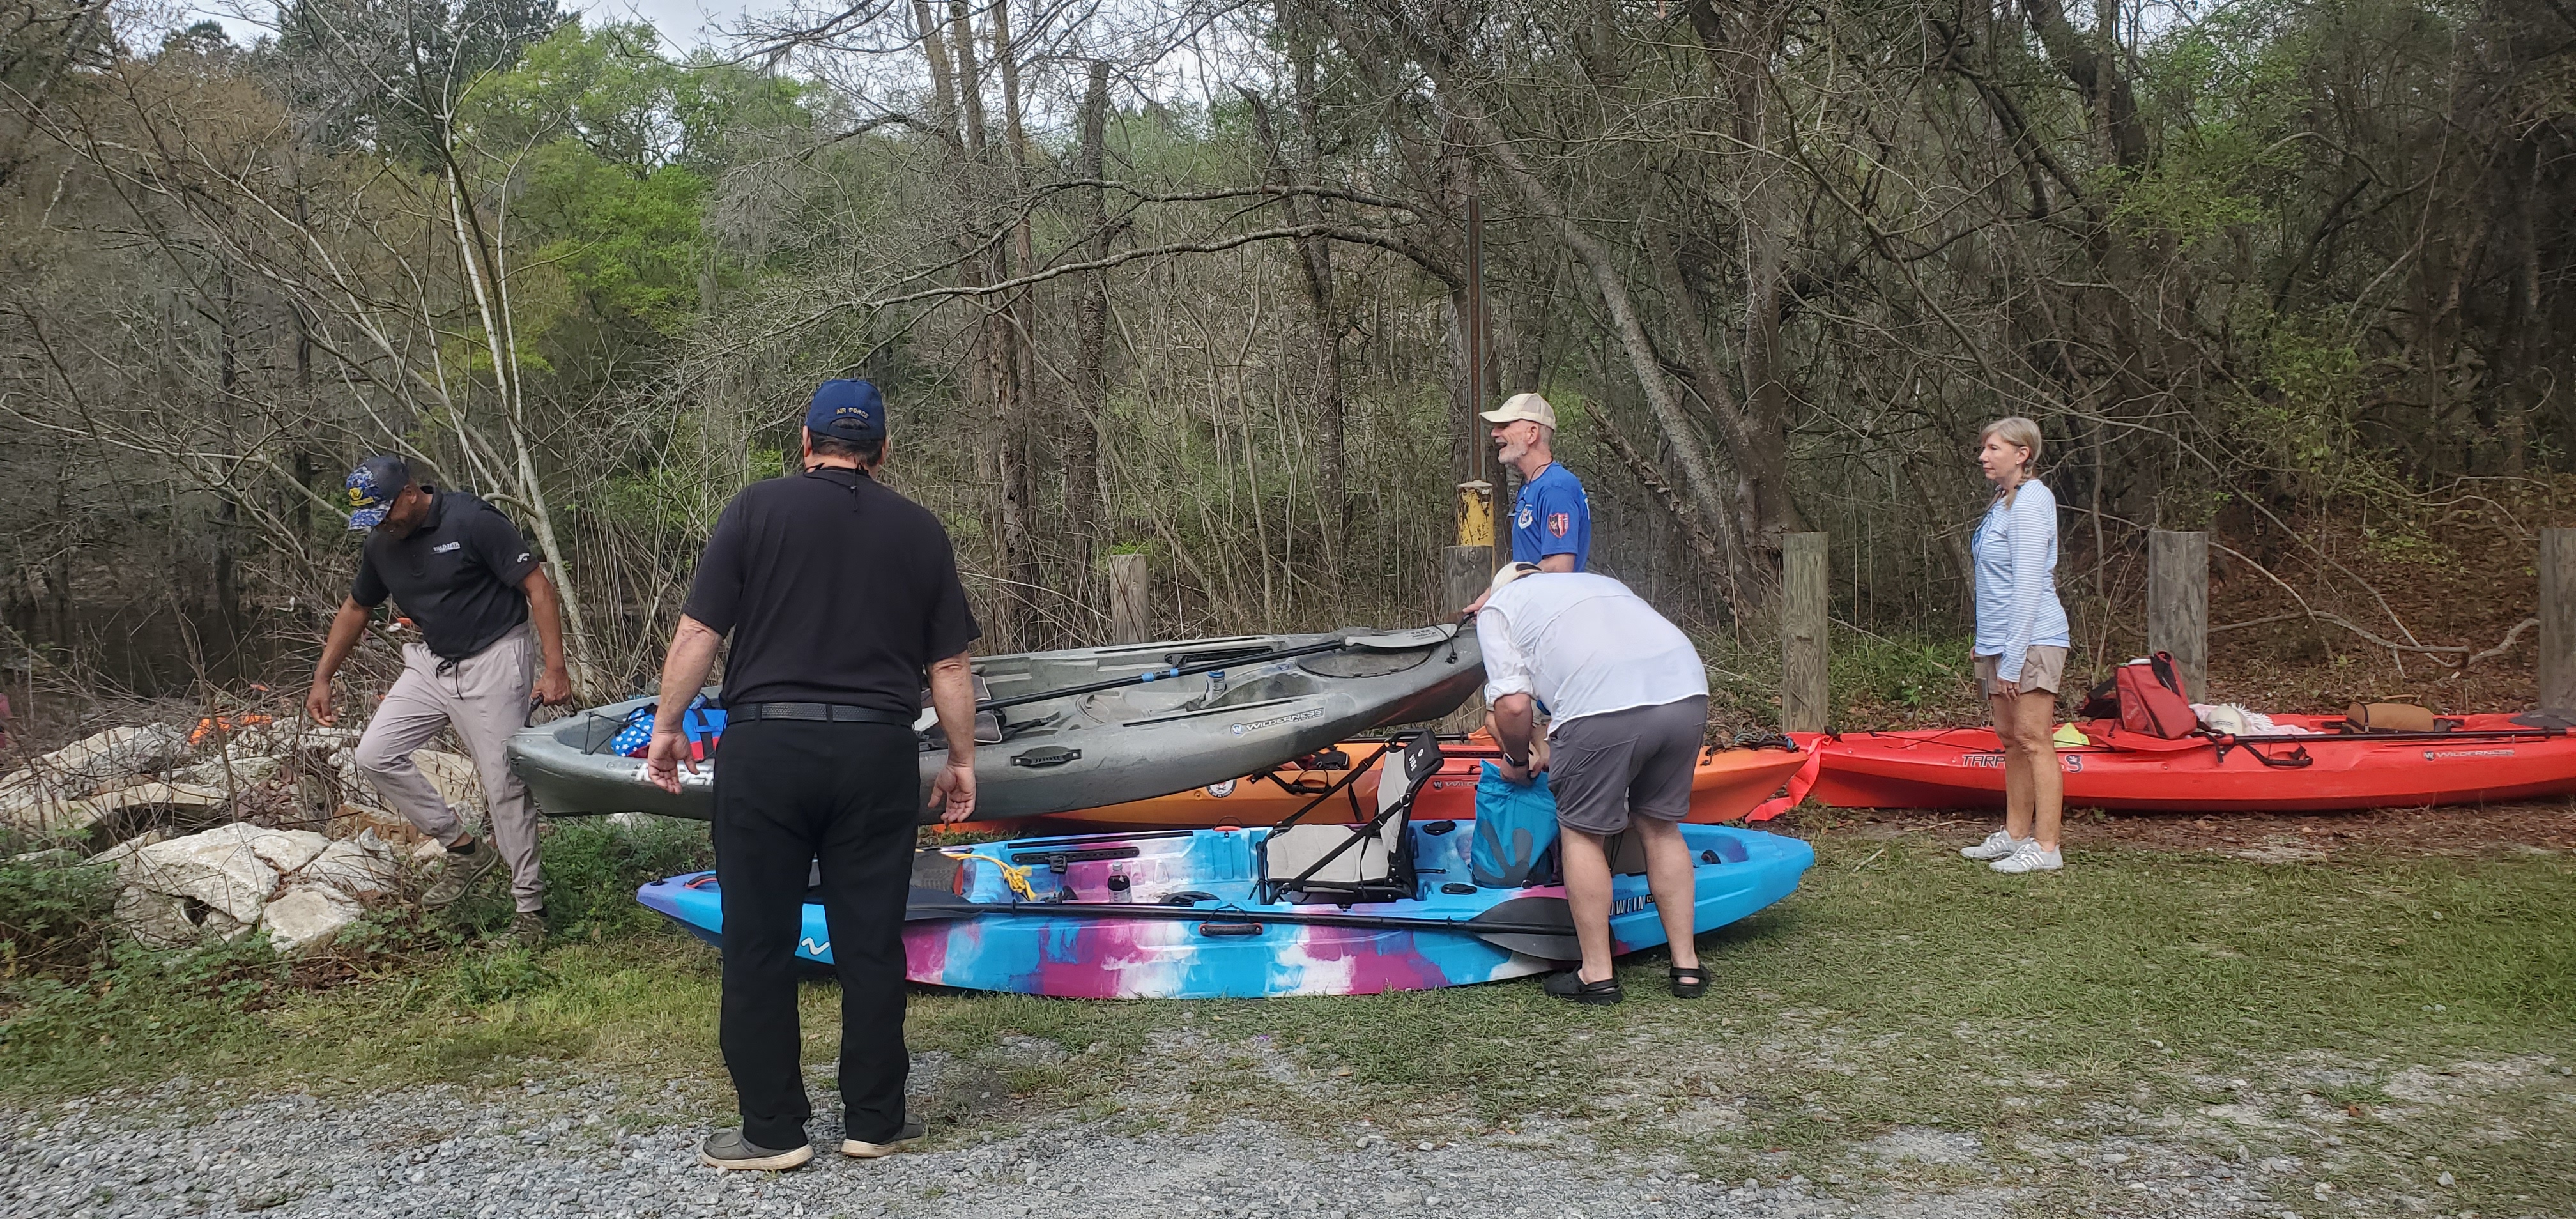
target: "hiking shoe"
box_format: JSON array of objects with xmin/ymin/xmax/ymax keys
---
[
  {"xmin": 1989, "ymin": 842, "xmax": 2064, "ymax": 873},
  {"xmin": 422, "ymin": 843, "xmax": 500, "ymax": 908},
  {"xmin": 1960, "ymin": 829, "xmax": 2027, "ymax": 861},
  {"xmin": 839, "ymin": 1117, "xmax": 926, "ymax": 1159},
  {"xmin": 700, "ymin": 1130, "xmax": 813, "ymax": 1171},
  {"xmin": 512, "ymin": 909, "xmax": 548, "ymax": 947}
]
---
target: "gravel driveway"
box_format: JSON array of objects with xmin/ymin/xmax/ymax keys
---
[{"xmin": 3, "ymin": 1064, "xmax": 2330, "ymax": 1219}]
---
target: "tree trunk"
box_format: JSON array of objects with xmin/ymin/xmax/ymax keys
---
[{"xmin": 1068, "ymin": 61, "xmax": 1113, "ymax": 627}]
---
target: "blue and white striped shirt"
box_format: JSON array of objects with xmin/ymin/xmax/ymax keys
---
[{"xmin": 1970, "ymin": 480, "xmax": 2071, "ymax": 682}]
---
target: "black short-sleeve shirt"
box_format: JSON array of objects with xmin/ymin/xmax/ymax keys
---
[
  {"xmin": 351, "ymin": 488, "xmax": 542, "ymax": 661},
  {"xmin": 681, "ymin": 467, "xmax": 980, "ymax": 714}
]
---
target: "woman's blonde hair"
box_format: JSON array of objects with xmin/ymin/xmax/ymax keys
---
[{"xmin": 1980, "ymin": 416, "xmax": 2043, "ymax": 503}]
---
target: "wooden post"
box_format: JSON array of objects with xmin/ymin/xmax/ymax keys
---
[
  {"xmin": 1781, "ymin": 532, "xmax": 1828, "ymax": 732},
  {"xmin": 1444, "ymin": 546, "xmax": 1493, "ymax": 618},
  {"xmin": 2148, "ymin": 529, "xmax": 2208, "ymax": 698},
  {"xmin": 1108, "ymin": 553, "xmax": 1148, "ymax": 645},
  {"xmin": 2542, "ymin": 528, "xmax": 2576, "ymax": 709}
]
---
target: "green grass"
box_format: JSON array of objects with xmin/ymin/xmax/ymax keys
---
[{"xmin": 4, "ymin": 831, "xmax": 2567, "ymax": 1209}]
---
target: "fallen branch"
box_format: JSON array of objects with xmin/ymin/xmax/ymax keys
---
[{"xmin": 2210, "ymin": 610, "xmax": 2541, "ymax": 673}]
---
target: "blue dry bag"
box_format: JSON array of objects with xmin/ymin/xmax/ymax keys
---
[{"xmin": 1470, "ymin": 760, "xmax": 1561, "ymax": 888}]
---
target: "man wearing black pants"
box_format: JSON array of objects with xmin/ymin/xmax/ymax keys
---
[{"xmin": 648, "ymin": 378, "xmax": 981, "ymax": 1171}]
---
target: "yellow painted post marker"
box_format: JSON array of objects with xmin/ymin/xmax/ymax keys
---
[{"xmin": 1456, "ymin": 480, "xmax": 1495, "ymax": 550}]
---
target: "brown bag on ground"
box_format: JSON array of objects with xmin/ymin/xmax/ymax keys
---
[{"xmin": 2345, "ymin": 702, "xmax": 2437, "ymax": 732}]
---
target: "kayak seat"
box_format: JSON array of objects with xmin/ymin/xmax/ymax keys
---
[{"xmin": 1256, "ymin": 730, "xmax": 1443, "ymax": 904}]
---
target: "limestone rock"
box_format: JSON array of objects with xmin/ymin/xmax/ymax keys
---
[
  {"xmin": 261, "ymin": 887, "xmax": 362, "ymax": 958},
  {"xmin": 118, "ymin": 824, "xmax": 284, "ymax": 928},
  {"xmin": 169, "ymin": 753, "xmax": 284, "ymax": 790},
  {"xmin": 42, "ymin": 724, "xmax": 189, "ymax": 786},
  {"xmin": 0, "ymin": 770, "xmax": 90, "ymax": 834},
  {"xmin": 112, "ymin": 883, "xmax": 252, "ymax": 948},
  {"xmin": 295, "ymin": 837, "xmax": 401, "ymax": 900},
  {"xmin": 245, "ymin": 827, "xmax": 332, "ymax": 876}
]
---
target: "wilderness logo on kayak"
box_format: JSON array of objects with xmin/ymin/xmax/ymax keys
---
[
  {"xmin": 1960, "ymin": 753, "xmax": 2084, "ymax": 772},
  {"xmin": 2425, "ymin": 748, "xmax": 2514, "ymax": 759},
  {"xmin": 1229, "ymin": 707, "xmax": 1325, "ymax": 736}
]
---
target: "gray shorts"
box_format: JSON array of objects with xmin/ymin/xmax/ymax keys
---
[{"xmin": 1546, "ymin": 696, "xmax": 1708, "ymax": 836}]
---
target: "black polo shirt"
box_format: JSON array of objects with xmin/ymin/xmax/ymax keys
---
[
  {"xmin": 681, "ymin": 467, "xmax": 980, "ymax": 715},
  {"xmin": 351, "ymin": 487, "xmax": 542, "ymax": 660}
]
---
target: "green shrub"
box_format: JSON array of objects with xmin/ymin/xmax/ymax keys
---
[
  {"xmin": 534, "ymin": 815, "xmax": 712, "ymax": 938},
  {"xmin": 445, "ymin": 947, "xmax": 559, "ymax": 1006},
  {"xmin": 0, "ymin": 936, "xmax": 285, "ymax": 1083},
  {"xmin": 0, "ymin": 854, "xmax": 121, "ymax": 979}
]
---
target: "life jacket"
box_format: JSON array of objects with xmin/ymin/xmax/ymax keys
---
[
  {"xmin": 610, "ymin": 695, "xmax": 726, "ymax": 759},
  {"xmin": 2114, "ymin": 652, "xmax": 2197, "ymax": 739}
]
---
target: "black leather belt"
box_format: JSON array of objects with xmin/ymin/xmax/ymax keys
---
[{"xmin": 729, "ymin": 702, "xmax": 914, "ymax": 726}]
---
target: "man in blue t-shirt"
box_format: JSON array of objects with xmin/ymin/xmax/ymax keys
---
[{"xmin": 1482, "ymin": 392, "xmax": 1590, "ymax": 572}]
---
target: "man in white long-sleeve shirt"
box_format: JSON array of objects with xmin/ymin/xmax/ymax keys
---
[{"xmin": 1469, "ymin": 563, "xmax": 1712, "ymax": 1005}]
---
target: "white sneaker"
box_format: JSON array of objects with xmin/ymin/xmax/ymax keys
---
[
  {"xmin": 1989, "ymin": 841, "xmax": 2064, "ymax": 873},
  {"xmin": 1961, "ymin": 829, "xmax": 2026, "ymax": 861}
]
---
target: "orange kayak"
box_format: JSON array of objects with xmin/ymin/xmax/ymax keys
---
[{"xmin": 1017, "ymin": 735, "xmax": 1813, "ymax": 830}]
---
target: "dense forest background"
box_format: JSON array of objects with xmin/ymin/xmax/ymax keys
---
[{"xmin": 3, "ymin": 0, "xmax": 2572, "ymax": 721}]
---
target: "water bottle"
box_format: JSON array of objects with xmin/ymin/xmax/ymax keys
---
[{"xmin": 1107, "ymin": 864, "xmax": 1133, "ymax": 903}]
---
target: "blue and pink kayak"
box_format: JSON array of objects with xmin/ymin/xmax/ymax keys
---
[{"xmin": 636, "ymin": 820, "xmax": 1814, "ymax": 999}]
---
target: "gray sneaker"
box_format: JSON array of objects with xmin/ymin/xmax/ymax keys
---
[
  {"xmin": 839, "ymin": 1117, "xmax": 925, "ymax": 1159},
  {"xmin": 700, "ymin": 1130, "xmax": 813, "ymax": 1171},
  {"xmin": 1960, "ymin": 829, "xmax": 2026, "ymax": 861},
  {"xmin": 422, "ymin": 844, "xmax": 501, "ymax": 908}
]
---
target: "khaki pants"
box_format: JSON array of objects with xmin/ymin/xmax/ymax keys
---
[{"xmin": 353, "ymin": 625, "xmax": 544, "ymax": 913}]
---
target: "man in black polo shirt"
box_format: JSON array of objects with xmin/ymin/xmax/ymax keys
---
[
  {"xmin": 305, "ymin": 456, "xmax": 573, "ymax": 942},
  {"xmin": 647, "ymin": 379, "xmax": 981, "ymax": 1172}
]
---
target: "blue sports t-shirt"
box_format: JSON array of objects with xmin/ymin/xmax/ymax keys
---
[{"xmin": 1509, "ymin": 463, "xmax": 1590, "ymax": 571}]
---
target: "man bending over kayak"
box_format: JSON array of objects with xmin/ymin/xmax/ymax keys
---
[{"xmin": 1468, "ymin": 562, "xmax": 1712, "ymax": 1004}]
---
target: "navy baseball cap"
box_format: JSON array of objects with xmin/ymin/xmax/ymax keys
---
[
  {"xmin": 805, "ymin": 379, "xmax": 888, "ymax": 443},
  {"xmin": 343, "ymin": 455, "xmax": 412, "ymax": 530}
]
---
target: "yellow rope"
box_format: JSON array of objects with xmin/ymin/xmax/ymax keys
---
[{"xmin": 946, "ymin": 851, "xmax": 1039, "ymax": 901}]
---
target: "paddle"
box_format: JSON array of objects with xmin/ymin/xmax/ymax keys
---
[
  {"xmin": 972, "ymin": 624, "xmax": 1461, "ymax": 716},
  {"xmin": 901, "ymin": 885, "xmax": 1581, "ymax": 961}
]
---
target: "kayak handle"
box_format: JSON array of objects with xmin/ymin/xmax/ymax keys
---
[
  {"xmin": 1197, "ymin": 921, "xmax": 1265, "ymax": 937},
  {"xmin": 1011, "ymin": 746, "xmax": 1082, "ymax": 769}
]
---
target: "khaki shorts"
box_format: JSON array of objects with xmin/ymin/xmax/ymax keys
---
[{"xmin": 1975, "ymin": 646, "xmax": 2067, "ymax": 697}]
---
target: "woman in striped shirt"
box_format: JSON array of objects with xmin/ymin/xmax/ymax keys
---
[{"xmin": 1959, "ymin": 417, "xmax": 2072, "ymax": 873}]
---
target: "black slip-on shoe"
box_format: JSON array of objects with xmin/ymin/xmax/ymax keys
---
[
  {"xmin": 1542, "ymin": 970, "xmax": 1623, "ymax": 1005},
  {"xmin": 700, "ymin": 1130, "xmax": 813, "ymax": 1171},
  {"xmin": 841, "ymin": 1117, "xmax": 926, "ymax": 1159}
]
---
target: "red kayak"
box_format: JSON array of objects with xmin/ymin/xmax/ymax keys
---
[{"xmin": 1797, "ymin": 714, "xmax": 2576, "ymax": 813}]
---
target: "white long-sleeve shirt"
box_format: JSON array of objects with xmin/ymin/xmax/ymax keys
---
[
  {"xmin": 1970, "ymin": 480, "xmax": 2071, "ymax": 682},
  {"xmin": 1475, "ymin": 572, "xmax": 1708, "ymax": 734}
]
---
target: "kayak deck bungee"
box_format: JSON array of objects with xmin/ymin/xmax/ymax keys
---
[
  {"xmin": 1013, "ymin": 734, "xmax": 1812, "ymax": 831},
  {"xmin": 1797, "ymin": 712, "xmax": 2576, "ymax": 812},
  {"xmin": 509, "ymin": 625, "xmax": 1482, "ymax": 824},
  {"xmin": 636, "ymin": 820, "xmax": 1816, "ymax": 999}
]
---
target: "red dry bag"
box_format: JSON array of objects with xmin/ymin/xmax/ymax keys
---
[{"xmin": 2115, "ymin": 652, "xmax": 2198, "ymax": 738}]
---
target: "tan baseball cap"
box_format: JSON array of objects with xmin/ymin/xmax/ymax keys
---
[
  {"xmin": 1488, "ymin": 561, "xmax": 1542, "ymax": 596},
  {"xmin": 1480, "ymin": 391, "xmax": 1556, "ymax": 429}
]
